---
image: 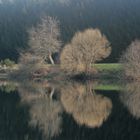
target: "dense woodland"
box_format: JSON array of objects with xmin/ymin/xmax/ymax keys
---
[{"xmin": 0, "ymin": 0, "xmax": 140, "ymax": 62}]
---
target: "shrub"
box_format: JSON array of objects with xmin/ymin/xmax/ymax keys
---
[{"xmin": 0, "ymin": 59, "xmax": 15, "ymax": 67}]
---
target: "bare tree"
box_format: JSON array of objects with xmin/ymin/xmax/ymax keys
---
[
  {"xmin": 120, "ymin": 40, "xmax": 140, "ymax": 81},
  {"xmin": 28, "ymin": 16, "xmax": 61, "ymax": 64},
  {"xmin": 60, "ymin": 82, "xmax": 112, "ymax": 128},
  {"xmin": 60, "ymin": 28, "xmax": 111, "ymax": 74},
  {"xmin": 18, "ymin": 52, "xmax": 43, "ymax": 66}
]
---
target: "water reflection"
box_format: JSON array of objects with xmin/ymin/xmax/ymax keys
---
[
  {"xmin": 1, "ymin": 79, "xmax": 140, "ymax": 139},
  {"xmin": 17, "ymin": 80, "xmax": 63, "ymax": 139},
  {"xmin": 120, "ymin": 82, "xmax": 140, "ymax": 119},
  {"xmin": 28, "ymin": 96, "xmax": 63, "ymax": 139},
  {"xmin": 60, "ymin": 82, "xmax": 112, "ymax": 128},
  {"xmin": 0, "ymin": 85, "xmax": 30, "ymax": 140}
]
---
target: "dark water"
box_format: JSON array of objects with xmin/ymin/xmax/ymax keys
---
[{"xmin": 0, "ymin": 80, "xmax": 140, "ymax": 140}]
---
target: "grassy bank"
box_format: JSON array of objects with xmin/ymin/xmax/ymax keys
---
[
  {"xmin": 94, "ymin": 63, "xmax": 122, "ymax": 71},
  {"xmin": 93, "ymin": 63, "xmax": 122, "ymax": 79},
  {"xmin": 0, "ymin": 63, "xmax": 122, "ymax": 80},
  {"xmin": 95, "ymin": 84, "xmax": 121, "ymax": 91}
]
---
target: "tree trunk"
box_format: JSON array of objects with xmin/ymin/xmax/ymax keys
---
[
  {"xmin": 49, "ymin": 54, "xmax": 55, "ymax": 65},
  {"xmin": 50, "ymin": 88, "xmax": 55, "ymax": 99}
]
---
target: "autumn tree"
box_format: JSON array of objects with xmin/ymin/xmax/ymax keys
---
[
  {"xmin": 60, "ymin": 28, "xmax": 111, "ymax": 74},
  {"xmin": 28, "ymin": 16, "xmax": 61, "ymax": 64},
  {"xmin": 120, "ymin": 40, "xmax": 140, "ymax": 81}
]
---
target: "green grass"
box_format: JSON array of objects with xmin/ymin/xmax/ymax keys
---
[
  {"xmin": 91, "ymin": 63, "xmax": 122, "ymax": 79},
  {"xmin": 94, "ymin": 63, "xmax": 122, "ymax": 71},
  {"xmin": 95, "ymin": 84, "xmax": 121, "ymax": 91},
  {"xmin": 92, "ymin": 63, "xmax": 123, "ymax": 90}
]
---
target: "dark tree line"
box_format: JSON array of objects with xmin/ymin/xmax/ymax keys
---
[{"xmin": 1, "ymin": 0, "xmax": 140, "ymax": 62}]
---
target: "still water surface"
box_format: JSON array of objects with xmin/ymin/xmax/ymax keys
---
[{"xmin": 0, "ymin": 80, "xmax": 140, "ymax": 140}]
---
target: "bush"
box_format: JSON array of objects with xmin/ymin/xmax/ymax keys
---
[{"xmin": 0, "ymin": 59, "xmax": 15, "ymax": 67}]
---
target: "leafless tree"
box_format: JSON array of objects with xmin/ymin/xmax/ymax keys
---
[
  {"xmin": 18, "ymin": 52, "xmax": 43, "ymax": 66},
  {"xmin": 28, "ymin": 16, "xmax": 61, "ymax": 64},
  {"xmin": 60, "ymin": 28, "xmax": 111, "ymax": 74},
  {"xmin": 120, "ymin": 40, "xmax": 140, "ymax": 81},
  {"xmin": 60, "ymin": 82, "xmax": 112, "ymax": 128}
]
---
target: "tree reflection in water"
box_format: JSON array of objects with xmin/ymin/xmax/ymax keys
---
[
  {"xmin": 0, "ymin": 79, "xmax": 113, "ymax": 138},
  {"xmin": 120, "ymin": 82, "xmax": 140, "ymax": 119},
  {"xmin": 1, "ymin": 78, "xmax": 140, "ymax": 139},
  {"xmin": 17, "ymin": 80, "xmax": 63, "ymax": 139},
  {"xmin": 60, "ymin": 82, "xmax": 112, "ymax": 128}
]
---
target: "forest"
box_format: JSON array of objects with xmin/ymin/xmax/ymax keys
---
[{"xmin": 1, "ymin": 0, "xmax": 140, "ymax": 62}]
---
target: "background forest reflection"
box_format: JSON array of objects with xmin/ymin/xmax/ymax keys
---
[{"xmin": 0, "ymin": 79, "xmax": 140, "ymax": 140}]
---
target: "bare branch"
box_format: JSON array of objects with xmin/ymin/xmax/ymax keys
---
[{"xmin": 28, "ymin": 16, "xmax": 61, "ymax": 64}]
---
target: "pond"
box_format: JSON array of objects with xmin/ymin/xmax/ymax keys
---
[{"xmin": 0, "ymin": 79, "xmax": 140, "ymax": 140}]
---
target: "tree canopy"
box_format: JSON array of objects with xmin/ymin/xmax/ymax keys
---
[{"xmin": 60, "ymin": 28, "xmax": 111, "ymax": 73}]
